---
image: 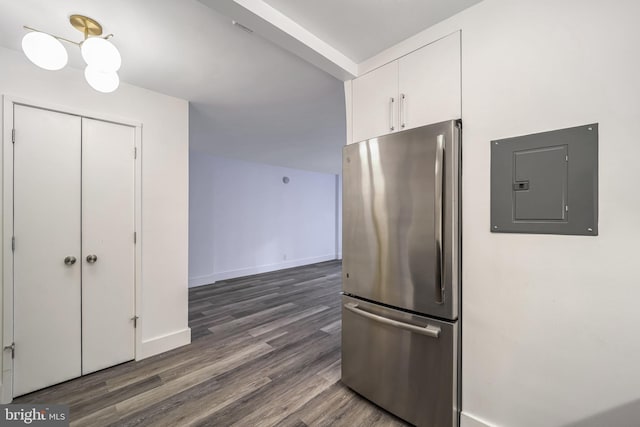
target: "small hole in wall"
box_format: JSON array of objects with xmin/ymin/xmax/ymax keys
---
[{"xmin": 282, "ymin": 176, "xmax": 290, "ymax": 184}]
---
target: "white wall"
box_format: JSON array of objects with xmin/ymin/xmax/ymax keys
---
[
  {"xmin": 0, "ymin": 46, "xmax": 190, "ymax": 368},
  {"xmin": 359, "ymin": 1, "xmax": 640, "ymax": 426},
  {"xmin": 189, "ymin": 152, "xmax": 339, "ymax": 287}
]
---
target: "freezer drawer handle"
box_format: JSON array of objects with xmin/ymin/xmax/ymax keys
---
[{"xmin": 344, "ymin": 303, "xmax": 441, "ymax": 338}]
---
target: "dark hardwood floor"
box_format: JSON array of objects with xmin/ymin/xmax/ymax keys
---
[{"xmin": 15, "ymin": 260, "xmax": 408, "ymax": 427}]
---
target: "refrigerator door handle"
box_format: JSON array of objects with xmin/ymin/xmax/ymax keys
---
[
  {"xmin": 344, "ymin": 303, "xmax": 441, "ymax": 338},
  {"xmin": 434, "ymin": 134, "xmax": 445, "ymax": 305}
]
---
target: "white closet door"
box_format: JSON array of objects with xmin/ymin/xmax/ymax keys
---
[
  {"xmin": 13, "ymin": 105, "xmax": 82, "ymax": 396},
  {"xmin": 81, "ymin": 118, "xmax": 135, "ymax": 374}
]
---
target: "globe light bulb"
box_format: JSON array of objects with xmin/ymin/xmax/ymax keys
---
[
  {"xmin": 81, "ymin": 37, "xmax": 121, "ymax": 72},
  {"xmin": 84, "ymin": 65, "xmax": 119, "ymax": 93},
  {"xmin": 22, "ymin": 31, "xmax": 68, "ymax": 71}
]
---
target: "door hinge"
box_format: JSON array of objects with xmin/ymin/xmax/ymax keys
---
[
  {"xmin": 4, "ymin": 343, "xmax": 15, "ymax": 359},
  {"xmin": 11, "ymin": 236, "xmax": 15, "ymax": 252},
  {"xmin": 134, "ymin": 232, "xmax": 137, "ymax": 244},
  {"xmin": 134, "ymin": 147, "xmax": 137, "ymax": 159},
  {"xmin": 132, "ymin": 316, "xmax": 139, "ymax": 328},
  {"xmin": 12, "ymin": 129, "xmax": 15, "ymax": 144}
]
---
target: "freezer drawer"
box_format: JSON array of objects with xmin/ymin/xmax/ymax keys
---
[{"xmin": 341, "ymin": 296, "xmax": 459, "ymax": 427}]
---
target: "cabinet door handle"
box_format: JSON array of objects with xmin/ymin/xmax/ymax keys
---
[
  {"xmin": 389, "ymin": 97, "xmax": 395, "ymax": 131},
  {"xmin": 400, "ymin": 93, "xmax": 406, "ymax": 129}
]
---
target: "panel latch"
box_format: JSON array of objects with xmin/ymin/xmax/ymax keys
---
[{"xmin": 513, "ymin": 181, "xmax": 530, "ymax": 191}]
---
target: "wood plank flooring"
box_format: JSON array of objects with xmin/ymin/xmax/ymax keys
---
[{"xmin": 14, "ymin": 261, "xmax": 408, "ymax": 427}]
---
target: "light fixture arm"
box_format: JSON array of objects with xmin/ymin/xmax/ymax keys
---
[
  {"xmin": 23, "ymin": 25, "xmax": 80, "ymax": 46},
  {"xmin": 22, "ymin": 25, "xmax": 115, "ymax": 46}
]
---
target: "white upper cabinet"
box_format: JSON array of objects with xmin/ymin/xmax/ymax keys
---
[
  {"xmin": 352, "ymin": 61, "xmax": 399, "ymax": 143},
  {"xmin": 398, "ymin": 32, "xmax": 461, "ymax": 131},
  {"xmin": 349, "ymin": 31, "xmax": 461, "ymax": 143}
]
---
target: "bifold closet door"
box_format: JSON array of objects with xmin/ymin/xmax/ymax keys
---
[
  {"xmin": 13, "ymin": 105, "xmax": 82, "ymax": 396},
  {"xmin": 81, "ymin": 118, "xmax": 136, "ymax": 374}
]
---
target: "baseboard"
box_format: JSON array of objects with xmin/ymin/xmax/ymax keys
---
[
  {"xmin": 336, "ymin": 252, "xmax": 342, "ymax": 260},
  {"xmin": 0, "ymin": 329, "xmax": 191, "ymax": 402},
  {"xmin": 188, "ymin": 254, "xmax": 337, "ymax": 287},
  {"xmin": 461, "ymin": 411, "xmax": 494, "ymax": 427},
  {"xmin": 138, "ymin": 328, "xmax": 191, "ymax": 360},
  {"xmin": 188, "ymin": 273, "xmax": 217, "ymax": 288}
]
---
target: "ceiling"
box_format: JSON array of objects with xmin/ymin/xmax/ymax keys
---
[
  {"xmin": 0, "ymin": 0, "xmax": 481, "ymax": 174},
  {"xmin": 262, "ymin": 0, "xmax": 483, "ymax": 62}
]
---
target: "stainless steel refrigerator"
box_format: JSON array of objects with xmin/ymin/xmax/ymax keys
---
[{"xmin": 341, "ymin": 120, "xmax": 461, "ymax": 427}]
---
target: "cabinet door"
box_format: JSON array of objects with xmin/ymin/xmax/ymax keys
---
[
  {"xmin": 81, "ymin": 118, "xmax": 136, "ymax": 375},
  {"xmin": 352, "ymin": 61, "xmax": 399, "ymax": 143},
  {"xmin": 398, "ymin": 31, "xmax": 461, "ymax": 130},
  {"xmin": 13, "ymin": 105, "xmax": 82, "ymax": 396}
]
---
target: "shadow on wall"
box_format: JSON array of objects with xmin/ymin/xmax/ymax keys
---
[{"xmin": 562, "ymin": 399, "xmax": 640, "ymax": 427}]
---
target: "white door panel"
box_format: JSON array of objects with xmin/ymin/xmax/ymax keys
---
[
  {"xmin": 81, "ymin": 118, "xmax": 135, "ymax": 374},
  {"xmin": 352, "ymin": 61, "xmax": 399, "ymax": 142},
  {"xmin": 13, "ymin": 105, "xmax": 82, "ymax": 396},
  {"xmin": 399, "ymin": 31, "xmax": 461, "ymax": 130}
]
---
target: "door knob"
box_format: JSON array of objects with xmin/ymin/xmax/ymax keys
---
[
  {"xmin": 86, "ymin": 254, "xmax": 98, "ymax": 263},
  {"xmin": 64, "ymin": 256, "xmax": 77, "ymax": 265}
]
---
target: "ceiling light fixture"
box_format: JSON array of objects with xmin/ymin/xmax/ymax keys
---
[{"xmin": 21, "ymin": 15, "xmax": 122, "ymax": 93}]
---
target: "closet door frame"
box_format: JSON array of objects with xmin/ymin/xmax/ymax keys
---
[{"xmin": 1, "ymin": 95, "xmax": 143, "ymax": 403}]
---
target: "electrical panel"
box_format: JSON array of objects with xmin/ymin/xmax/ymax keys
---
[{"xmin": 491, "ymin": 124, "xmax": 598, "ymax": 235}]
